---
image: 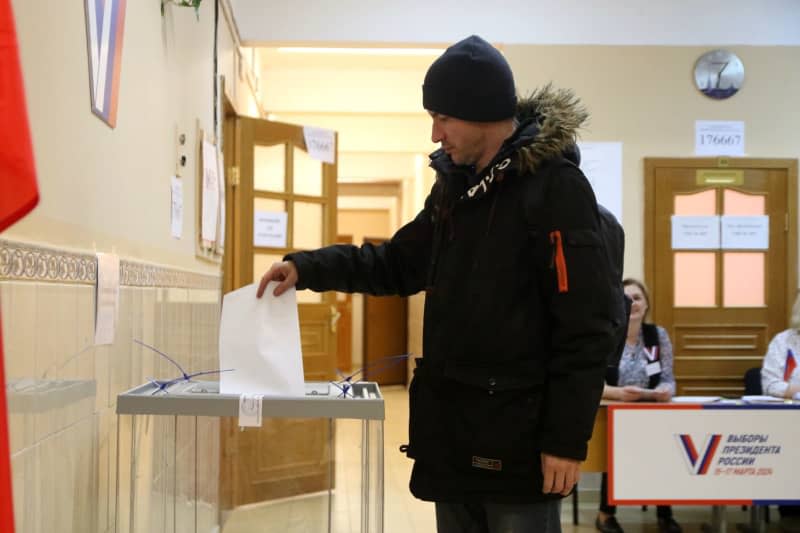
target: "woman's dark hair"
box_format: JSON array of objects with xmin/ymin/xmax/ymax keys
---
[{"xmin": 623, "ymin": 278, "xmax": 650, "ymax": 321}]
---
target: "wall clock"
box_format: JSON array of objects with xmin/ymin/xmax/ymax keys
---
[{"xmin": 693, "ymin": 49, "xmax": 744, "ymax": 100}]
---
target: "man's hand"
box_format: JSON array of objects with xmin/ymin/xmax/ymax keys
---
[
  {"xmin": 256, "ymin": 261, "xmax": 298, "ymax": 298},
  {"xmin": 541, "ymin": 453, "xmax": 581, "ymax": 495}
]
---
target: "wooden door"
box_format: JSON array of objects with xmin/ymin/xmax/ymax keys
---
[
  {"xmin": 335, "ymin": 235, "xmax": 353, "ymax": 374},
  {"xmin": 362, "ymin": 237, "xmax": 408, "ymax": 386},
  {"xmin": 645, "ymin": 158, "xmax": 798, "ymax": 397},
  {"xmin": 220, "ymin": 114, "xmax": 339, "ymax": 507}
]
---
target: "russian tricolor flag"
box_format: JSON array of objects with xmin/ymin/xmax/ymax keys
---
[
  {"xmin": 785, "ymin": 349, "xmax": 797, "ymax": 381},
  {"xmin": 84, "ymin": 0, "xmax": 126, "ymax": 128}
]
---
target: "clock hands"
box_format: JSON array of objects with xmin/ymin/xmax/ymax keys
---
[{"xmin": 713, "ymin": 61, "xmax": 730, "ymax": 89}]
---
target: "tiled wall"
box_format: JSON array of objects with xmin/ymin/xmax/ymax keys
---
[{"xmin": 1, "ymin": 240, "xmax": 222, "ymax": 533}]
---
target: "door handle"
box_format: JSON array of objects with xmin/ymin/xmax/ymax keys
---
[{"xmin": 330, "ymin": 305, "xmax": 341, "ymax": 333}]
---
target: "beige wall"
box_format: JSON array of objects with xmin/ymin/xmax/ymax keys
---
[
  {"xmin": 258, "ymin": 43, "xmax": 800, "ymax": 373},
  {"xmin": 504, "ymin": 44, "xmax": 800, "ymax": 281},
  {"xmin": 1, "ymin": 1, "xmax": 259, "ymax": 531},
  {"xmin": 6, "ymin": 0, "xmax": 259, "ymax": 272},
  {"xmin": 339, "ymin": 209, "xmax": 393, "ymax": 243},
  {"xmin": 261, "ymin": 44, "xmax": 800, "ymax": 283}
]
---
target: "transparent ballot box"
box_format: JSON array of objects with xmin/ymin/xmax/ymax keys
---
[{"xmin": 115, "ymin": 380, "xmax": 385, "ymax": 533}]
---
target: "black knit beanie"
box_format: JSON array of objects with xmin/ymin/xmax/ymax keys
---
[{"xmin": 422, "ymin": 35, "xmax": 517, "ymax": 122}]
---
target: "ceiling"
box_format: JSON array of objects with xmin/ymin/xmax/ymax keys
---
[{"xmin": 230, "ymin": 0, "xmax": 800, "ymax": 47}]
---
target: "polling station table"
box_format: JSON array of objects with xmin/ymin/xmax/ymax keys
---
[
  {"xmin": 583, "ymin": 400, "xmax": 800, "ymax": 533},
  {"xmin": 115, "ymin": 380, "xmax": 385, "ymax": 533}
]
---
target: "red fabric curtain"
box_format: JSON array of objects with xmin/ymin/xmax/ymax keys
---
[{"xmin": 0, "ymin": 0, "xmax": 39, "ymax": 530}]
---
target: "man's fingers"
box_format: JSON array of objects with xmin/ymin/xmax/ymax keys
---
[
  {"xmin": 256, "ymin": 273, "xmax": 270, "ymax": 298},
  {"xmin": 560, "ymin": 469, "xmax": 577, "ymax": 495},
  {"xmin": 264, "ymin": 261, "xmax": 297, "ymax": 296},
  {"xmin": 273, "ymin": 277, "xmax": 292, "ymax": 297},
  {"xmin": 256, "ymin": 265, "xmax": 279, "ymax": 298},
  {"xmin": 541, "ymin": 455, "xmax": 565, "ymax": 494},
  {"xmin": 257, "ymin": 262, "xmax": 290, "ymax": 298},
  {"xmin": 541, "ymin": 464, "xmax": 554, "ymax": 493},
  {"xmin": 549, "ymin": 470, "xmax": 565, "ymax": 494},
  {"xmin": 541, "ymin": 453, "xmax": 582, "ymax": 495}
]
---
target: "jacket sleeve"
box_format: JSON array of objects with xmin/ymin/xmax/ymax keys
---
[
  {"xmin": 536, "ymin": 161, "xmax": 617, "ymax": 460},
  {"xmin": 285, "ymin": 189, "xmax": 436, "ymax": 297}
]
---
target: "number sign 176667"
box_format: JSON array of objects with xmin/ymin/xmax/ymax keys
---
[{"xmin": 699, "ymin": 134, "xmax": 742, "ymax": 147}]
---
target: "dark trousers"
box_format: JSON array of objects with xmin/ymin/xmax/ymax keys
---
[
  {"xmin": 435, "ymin": 499, "xmax": 562, "ymax": 533},
  {"xmin": 599, "ymin": 472, "xmax": 673, "ymax": 519}
]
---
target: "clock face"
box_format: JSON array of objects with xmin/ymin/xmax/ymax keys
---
[{"xmin": 694, "ymin": 49, "xmax": 744, "ymax": 100}]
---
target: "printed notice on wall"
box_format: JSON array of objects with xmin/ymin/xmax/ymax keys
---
[
  {"xmin": 94, "ymin": 253, "xmax": 120, "ymax": 345},
  {"xmin": 721, "ymin": 215, "xmax": 769, "ymax": 250},
  {"xmin": 170, "ymin": 176, "xmax": 183, "ymax": 239},
  {"xmin": 303, "ymin": 126, "xmax": 335, "ymax": 164},
  {"xmin": 216, "ymin": 153, "xmax": 226, "ymax": 252},
  {"xmin": 201, "ymin": 140, "xmax": 220, "ymax": 243},
  {"xmin": 254, "ymin": 211, "xmax": 288, "ymax": 248},
  {"xmin": 577, "ymin": 141, "xmax": 623, "ymax": 224},
  {"xmin": 671, "ymin": 215, "xmax": 720, "ymax": 249},
  {"xmin": 695, "ymin": 120, "xmax": 745, "ymax": 156}
]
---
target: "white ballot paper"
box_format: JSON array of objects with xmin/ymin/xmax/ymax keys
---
[{"xmin": 219, "ymin": 282, "xmax": 305, "ymax": 396}]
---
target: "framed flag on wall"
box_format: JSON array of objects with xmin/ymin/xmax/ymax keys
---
[{"xmin": 84, "ymin": 0, "xmax": 127, "ymax": 128}]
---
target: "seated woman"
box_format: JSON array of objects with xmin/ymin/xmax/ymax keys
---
[
  {"xmin": 761, "ymin": 295, "xmax": 800, "ymax": 525},
  {"xmin": 761, "ymin": 293, "xmax": 800, "ymax": 399},
  {"xmin": 595, "ymin": 278, "xmax": 681, "ymax": 533}
]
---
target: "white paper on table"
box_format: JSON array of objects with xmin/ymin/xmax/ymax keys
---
[
  {"xmin": 219, "ymin": 282, "xmax": 304, "ymax": 396},
  {"xmin": 170, "ymin": 176, "xmax": 183, "ymax": 239},
  {"xmin": 94, "ymin": 252, "xmax": 120, "ymax": 345},
  {"xmin": 201, "ymin": 140, "xmax": 219, "ymax": 243},
  {"xmin": 741, "ymin": 395, "xmax": 785, "ymax": 403},
  {"xmin": 671, "ymin": 396, "xmax": 721, "ymax": 403}
]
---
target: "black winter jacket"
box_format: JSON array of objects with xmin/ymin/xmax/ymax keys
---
[{"xmin": 287, "ymin": 85, "xmax": 617, "ymax": 503}]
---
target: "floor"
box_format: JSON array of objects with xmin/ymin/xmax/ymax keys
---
[{"xmin": 221, "ymin": 386, "xmax": 786, "ymax": 533}]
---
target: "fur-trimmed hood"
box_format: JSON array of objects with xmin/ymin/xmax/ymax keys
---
[
  {"xmin": 429, "ymin": 84, "xmax": 588, "ymax": 201},
  {"xmin": 511, "ymin": 83, "xmax": 588, "ymax": 174}
]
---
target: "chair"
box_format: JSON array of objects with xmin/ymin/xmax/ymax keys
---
[{"xmin": 744, "ymin": 367, "xmax": 762, "ymax": 395}]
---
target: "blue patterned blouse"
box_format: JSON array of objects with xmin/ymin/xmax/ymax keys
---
[{"xmin": 616, "ymin": 325, "xmax": 676, "ymax": 395}]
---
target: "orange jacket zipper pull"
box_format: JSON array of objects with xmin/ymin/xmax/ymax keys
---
[{"xmin": 549, "ymin": 230, "xmax": 569, "ymax": 293}]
